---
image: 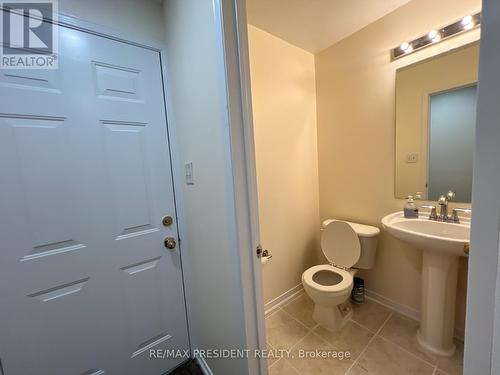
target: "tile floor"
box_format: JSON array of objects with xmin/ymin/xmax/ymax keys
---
[{"xmin": 265, "ymin": 293, "xmax": 463, "ymax": 375}]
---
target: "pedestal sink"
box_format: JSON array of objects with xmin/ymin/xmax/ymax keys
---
[{"xmin": 382, "ymin": 212, "xmax": 470, "ymax": 357}]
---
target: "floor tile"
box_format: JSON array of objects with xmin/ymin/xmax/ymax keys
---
[
  {"xmin": 357, "ymin": 336, "xmax": 435, "ymax": 375},
  {"xmin": 283, "ymin": 293, "xmax": 317, "ymax": 329},
  {"xmin": 265, "ymin": 298, "xmax": 464, "ymax": 375},
  {"xmin": 379, "ymin": 313, "xmax": 438, "ymax": 365},
  {"xmin": 267, "ymin": 342, "xmax": 279, "ymax": 367},
  {"xmin": 351, "ymin": 300, "xmax": 392, "ymax": 333},
  {"xmin": 269, "ymin": 359, "xmax": 300, "ymax": 375},
  {"xmin": 288, "ymin": 331, "xmax": 354, "ymax": 375},
  {"xmin": 313, "ymin": 320, "xmax": 374, "ymax": 360},
  {"xmin": 436, "ymin": 340, "xmax": 463, "ymax": 375},
  {"xmin": 266, "ymin": 309, "xmax": 310, "ymax": 351},
  {"xmin": 347, "ymin": 364, "xmax": 373, "ymax": 374}
]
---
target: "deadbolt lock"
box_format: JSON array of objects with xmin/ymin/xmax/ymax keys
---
[
  {"xmin": 162, "ymin": 215, "xmax": 173, "ymax": 226},
  {"xmin": 164, "ymin": 237, "xmax": 177, "ymax": 250}
]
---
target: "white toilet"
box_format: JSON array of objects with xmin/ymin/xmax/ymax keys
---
[{"xmin": 302, "ymin": 219, "xmax": 380, "ymax": 332}]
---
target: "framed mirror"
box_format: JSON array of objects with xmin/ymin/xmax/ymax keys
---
[{"xmin": 395, "ymin": 43, "xmax": 479, "ymax": 203}]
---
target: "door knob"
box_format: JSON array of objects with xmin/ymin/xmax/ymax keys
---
[
  {"xmin": 164, "ymin": 237, "xmax": 176, "ymax": 250},
  {"xmin": 162, "ymin": 215, "xmax": 173, "ymax": 226}
]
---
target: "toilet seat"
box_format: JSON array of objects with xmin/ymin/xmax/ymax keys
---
[
  {"xmin": 302, "ymin": 264, "xmax": 353, "ymax": 293},
  {"xmin": 321, "ymin": 221, "xmax": 360, "ymax": 269}
]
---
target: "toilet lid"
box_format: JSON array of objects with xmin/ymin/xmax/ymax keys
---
[{"xmin": 321, "ymin": 221, "xmax": 361, "ymax": 268}]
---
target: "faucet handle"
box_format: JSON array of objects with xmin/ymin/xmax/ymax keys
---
[
  {"xmin": 451, "ymin": 208, "xmax": 472, "ymax": 223},
  {"xmin": 446, "ymin": 190, "xmax": 456, "ymax": 201},
  {"xmin": 438, "ymin": 191, "xmax": 456, "ymax": 205},
  {"xmin": 420, "ymin": 205, "xmax": 437, "ymax": 220}
]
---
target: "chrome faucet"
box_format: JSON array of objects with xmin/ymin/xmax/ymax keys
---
[
  {"xmin": 420, "ymin": 191, "xmax": 471, "ymax": 222},
  {"xmin": 437, "ymin": 194, "xmax": 448, "ymax": 220},
  {"xmin": 436, "ymin": 190, "xmax": 455, "ymax": 221},
  {"xmin": 419, "ymin": 191, "xmax": 452, "ymax": 221}
]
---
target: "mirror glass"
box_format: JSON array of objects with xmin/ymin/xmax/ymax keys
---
[{"xmin": 395, "ymin": 44, "xmax": 479, "ymax": 202}]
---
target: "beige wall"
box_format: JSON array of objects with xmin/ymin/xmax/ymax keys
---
[
  {"xmin": 395, "ymin": 44, "xmax": 479, "ymax": 200},
  {"xmin": 315, "ymin": 0, "xmax": 480, "ymax": 337},
  {"xmin": 248, "ymin": 25, "xmax": 320, "ymax": 303}
]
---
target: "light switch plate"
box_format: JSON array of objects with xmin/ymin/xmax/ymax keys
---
[
  {"xmin": 406, "ymin": 153, "xmax": 418, "ymax": 163},
  {"xmin": 185, "ymin": 162, "xmax": 194, "ymax": 185}
]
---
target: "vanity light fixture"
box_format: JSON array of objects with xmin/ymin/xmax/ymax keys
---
[{"xmin": 392, "ymin": 12, "xmax": 481, "ymax": 60}]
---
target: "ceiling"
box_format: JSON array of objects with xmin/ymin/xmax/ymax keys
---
[{"xmin": 247, "ymin": 0, "xmax": 412, "ymax": 53}]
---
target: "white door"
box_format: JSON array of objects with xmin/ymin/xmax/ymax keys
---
[{"xmin": 0, "ymin": 21, "xmax": 189, "ymax": 375}]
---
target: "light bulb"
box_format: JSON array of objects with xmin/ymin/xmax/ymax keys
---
[
  {"xmin": 461, "ymin": 15, "xmax": 474, "ymax": 30},
  {"xmin": 400, "ymin": 42, "xmax": 410, "ymax": 51},
  {"xmin": 428, "ymin": 30, "xmax": 441, "ymax": 42},
  {"xmin": 462, "ymin": 15, "xmax": 473, "ymax": 26}
]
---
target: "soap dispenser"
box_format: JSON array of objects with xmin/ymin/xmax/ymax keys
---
[{"xmin": 404, "ymin": 196, "xmax": 419, "ymax": 218}]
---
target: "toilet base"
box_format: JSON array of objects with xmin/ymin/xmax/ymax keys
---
[{"xmin": 312, "ymin": 302, "xmax": 352, "ymax": 332}]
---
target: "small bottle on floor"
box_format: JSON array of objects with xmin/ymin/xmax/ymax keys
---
[{"xmin": 351, "ymin": 277, "xmax": 365, "ymax": 304}]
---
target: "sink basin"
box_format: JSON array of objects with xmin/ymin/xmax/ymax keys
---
[
  {"xmin": 381, "ymin": 211, "xmax": 471, "ymax": 358},
  {"xmin": 382, "ymin": 212, "xmax": 470, "ymax": 257}
]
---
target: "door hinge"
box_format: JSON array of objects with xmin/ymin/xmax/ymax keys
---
[
  {"xmin": 256, "ymin": 245, "xmax": 272, "ymax": 260},
  {"xmin": 256, "ymin": 245, "xmax": 263, "ymax": 258}
]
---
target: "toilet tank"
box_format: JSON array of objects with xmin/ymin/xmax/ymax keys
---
[{"xmin": 321, "ymin": 219, "xmax": 380, "ymax": 269}]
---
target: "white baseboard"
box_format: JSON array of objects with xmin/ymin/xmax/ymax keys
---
[
  {"xmin": 264, "ymin": 284, "xmax": 304, "ymax": 315},
  {"xmin": 366, "ymin": 288, "xmax": 465, "ymax": 342},
  {"xmin": 195, "ymin": 354, "xmax": 213, "ymax": 375},
  {"xmin": 365, "ymin": 288, "xmax": 420, "ymax": 321}
]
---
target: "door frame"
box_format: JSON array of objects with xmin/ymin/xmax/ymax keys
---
[
  {"xmin": 0, "ymin": 4, "xmax": 195, "ymax": 360},
  {"xmin": 464, "ymin": 0, "xmax": 500, "ymax": 373},
  {"xmin": 217, "ymin": 0, "xmax": 267, "ymax": 373}
]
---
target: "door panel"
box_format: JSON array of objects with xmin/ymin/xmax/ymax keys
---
[
  {"xmin": 93, "ymin": 62, "xmax": 143, "ymax": 101},
  {"xmin": 101, "ymin": 120, "xmax": 156, "ymax": 238},
  {"xmin": 0, "ymin": 115, "xmax": 80, "ymax": 260},
  {"xmin": 0, "ymin": 20, "xmax": 188, "ymax": 375}
]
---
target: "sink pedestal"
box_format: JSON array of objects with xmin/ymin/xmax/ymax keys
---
[
  {"xmin": 382, "ymin": 212, "xmax": 470, "ymax": 357},
  {"xmin": 417, "ymin": 249, "xmax": 459, "ymax": 357}
]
